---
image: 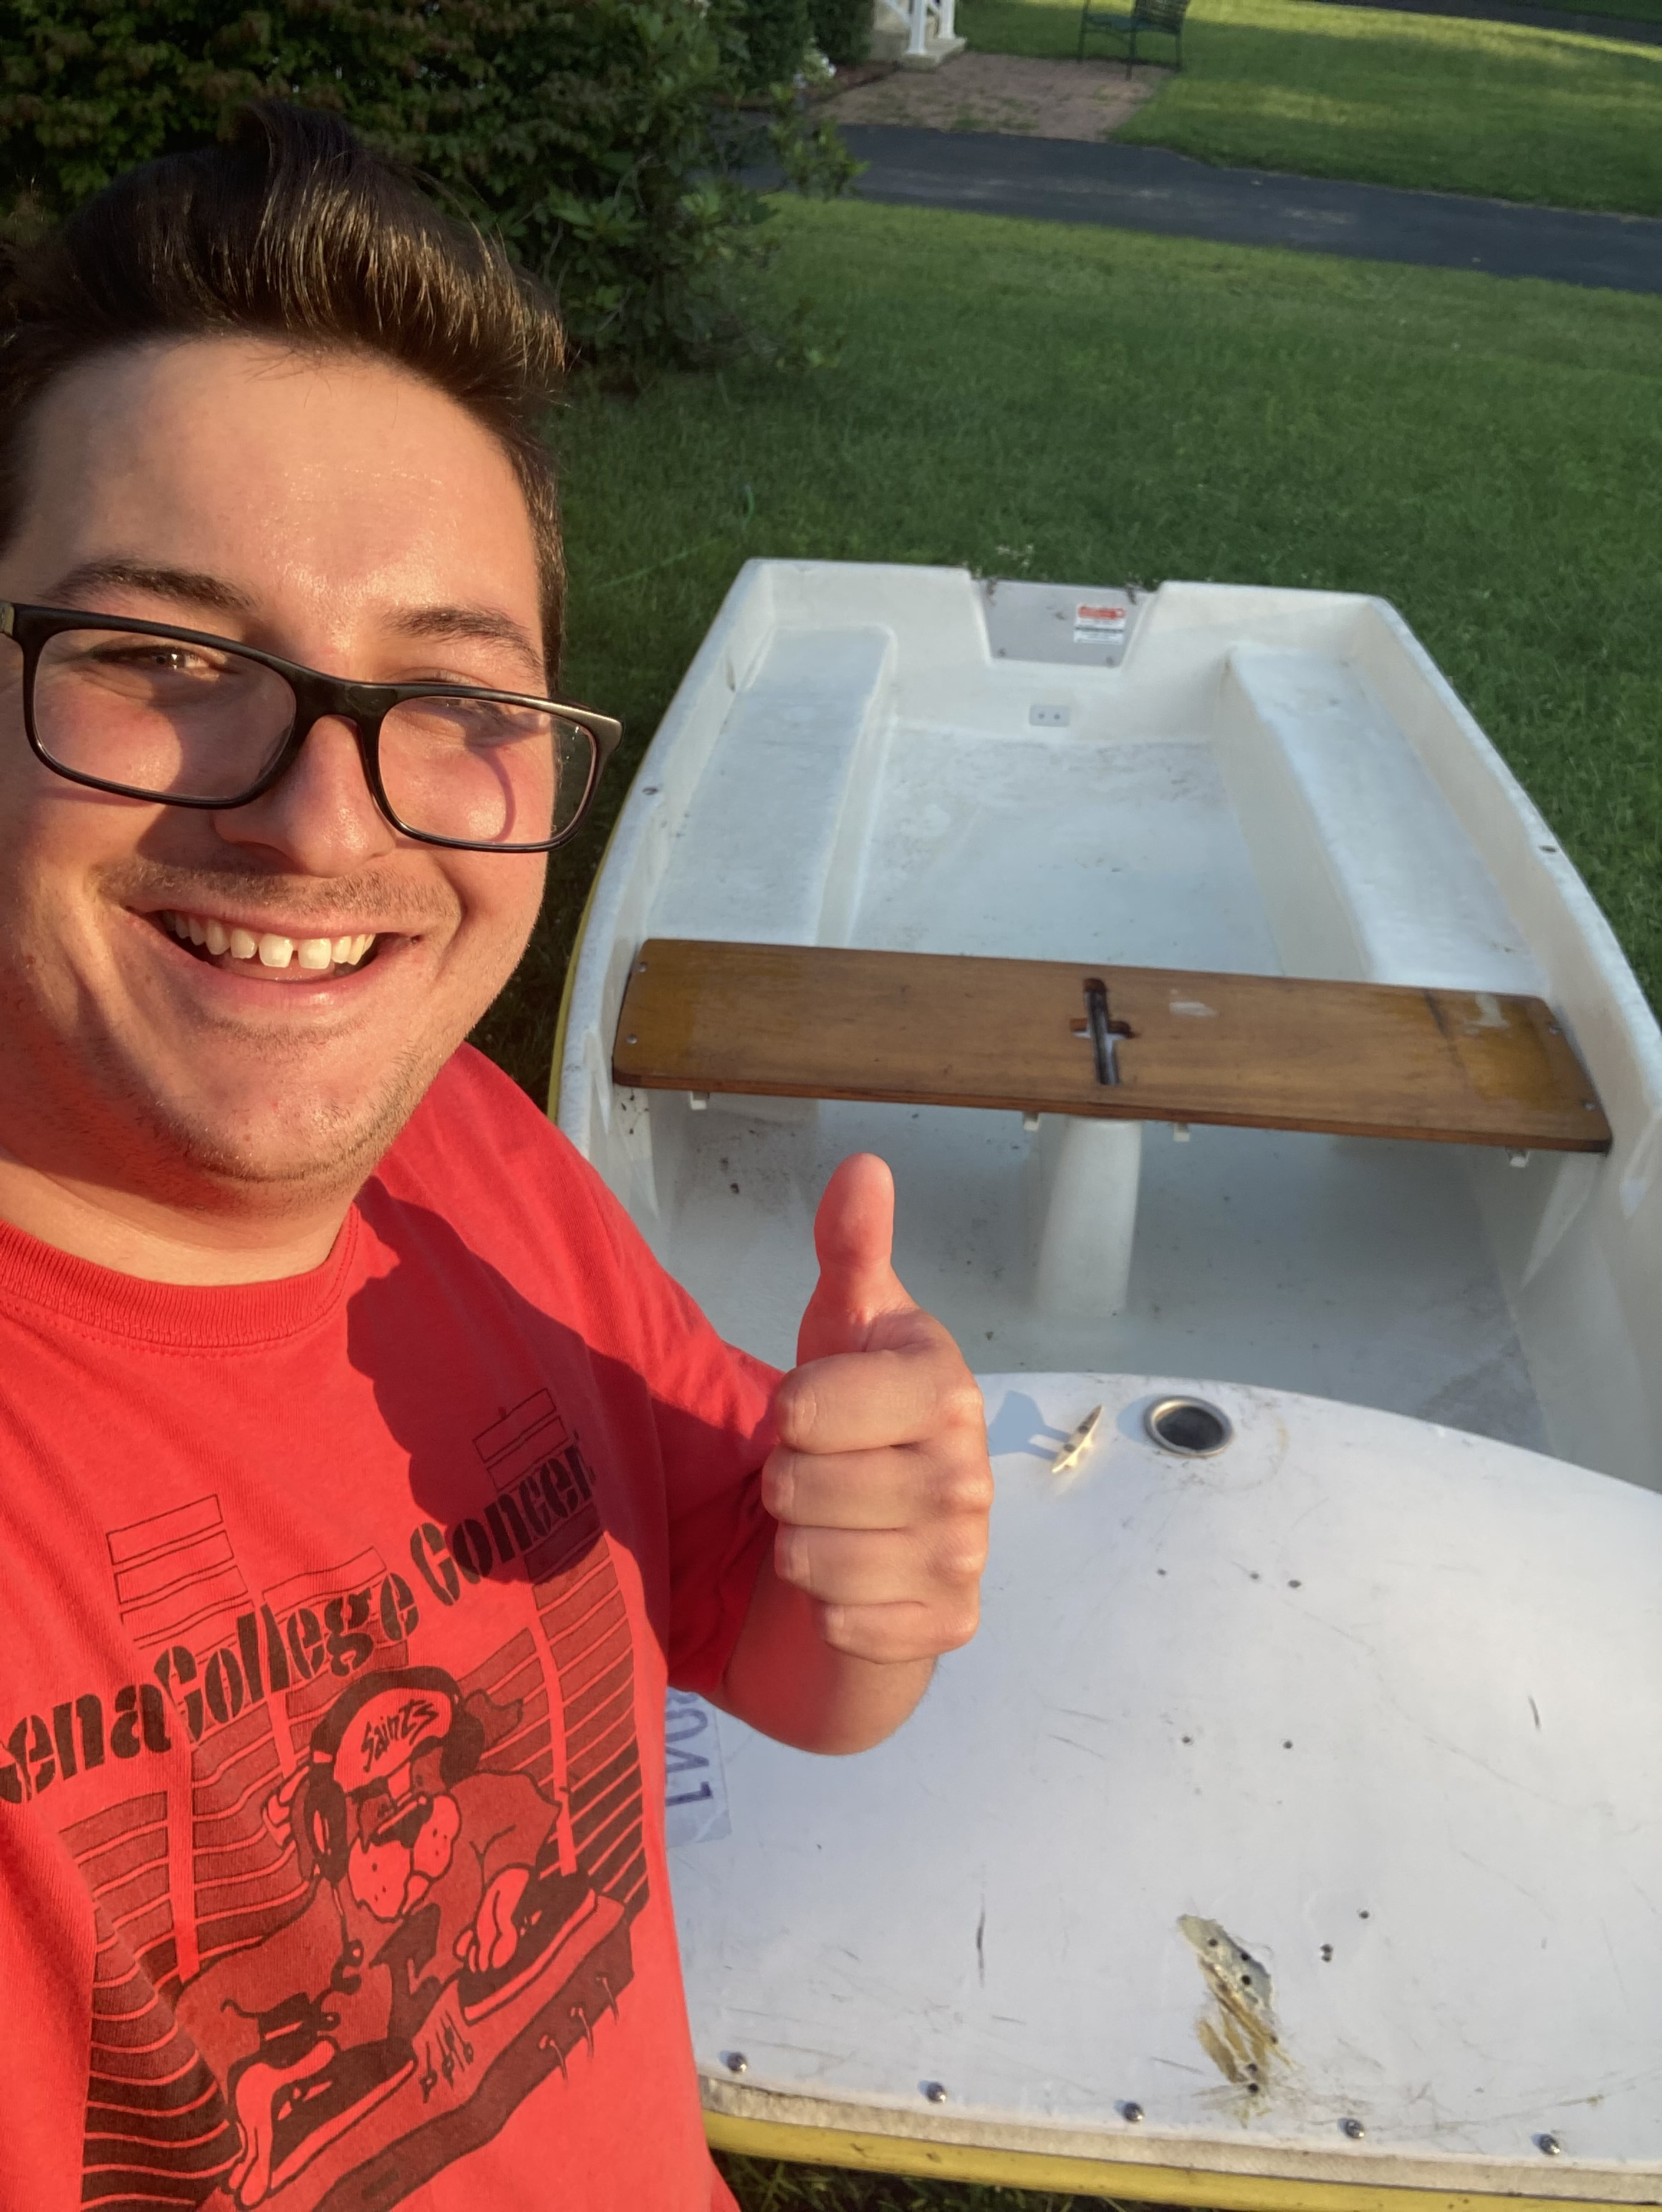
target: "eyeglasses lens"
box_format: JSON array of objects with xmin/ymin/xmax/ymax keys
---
[
  {"xmin": 379, "ymin": 696, "xmax": 589, "ymax": 849},
  {"xmin": 32, "ymin": 628, "xmax": 595, "ymax": 850},
  {"xmin": 34, "ymin": 628, "xmax": 292, "ymax": 802}
]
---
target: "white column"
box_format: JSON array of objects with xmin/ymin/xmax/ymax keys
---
[{"xmin": 1028, "ymin": 1115, "xmax": 1144, "ymax": 1319}]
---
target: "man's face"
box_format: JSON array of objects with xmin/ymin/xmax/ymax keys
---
[{"xmin": 0, "ymin": 337, "xmax": 550, "ymax": 1211}]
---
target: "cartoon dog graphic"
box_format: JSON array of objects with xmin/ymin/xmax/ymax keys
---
[{"xmin": 177, "ymin": 1665, "xmax": 625, "ymax": 2208}]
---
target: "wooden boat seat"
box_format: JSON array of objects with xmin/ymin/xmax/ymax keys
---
[{"xmin": 612, "ymin": 938, "xmax": 1613, "ymax": 1153}]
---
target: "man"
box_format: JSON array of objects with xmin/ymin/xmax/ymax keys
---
[{"xmin": 0, "ymin": 103, "xmax": 993, "ymax": 2212}]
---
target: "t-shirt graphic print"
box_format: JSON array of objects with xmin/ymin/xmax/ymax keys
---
[
  {"xmin": 67, "ymin": 1406, "xmax": 638, "ymax": 2210},
  {"xmin": 0, "ymin": 1049, "xmax": 775, "ymax": 2212}
]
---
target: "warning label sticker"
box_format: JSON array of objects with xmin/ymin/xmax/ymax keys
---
[
  {"xmin": 1080, "ymin": 601, "xmax": 1133, "ymax": 645},
  {"xmin": 1074, "ymin": 601, "xmax": 1128, "ymax": 644}
]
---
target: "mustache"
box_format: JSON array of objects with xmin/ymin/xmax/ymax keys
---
[{"xmin": 95, "ymin": 857, "xmax": 461, "ymax": 935}]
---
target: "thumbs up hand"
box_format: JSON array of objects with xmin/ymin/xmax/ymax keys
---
[{"xmin": 762, "ymin": 1153, "xmax": 992, "ymax": 1676}]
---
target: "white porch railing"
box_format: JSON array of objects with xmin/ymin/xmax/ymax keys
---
[{"xmin": 905, "ymin": 0, "xmax": 956, "ymax": 56}]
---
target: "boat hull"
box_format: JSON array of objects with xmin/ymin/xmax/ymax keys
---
[
  {"xmin": 671, "ymin": 1374, "xmax": 1662, "ymax": 2204},
  {"xmin": 554, "ymin": 562, "xmax": 1662, "ymax": 2198}
]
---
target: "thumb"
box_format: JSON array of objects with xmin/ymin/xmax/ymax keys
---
[{"xmin": 797, "ymin": 1153, "xmax": 917, "ymax": 1365}]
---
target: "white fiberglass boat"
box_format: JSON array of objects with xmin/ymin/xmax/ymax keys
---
[{"xmin": 554, "ymin": 562, "xmax": 1662, "ymax": 2208}]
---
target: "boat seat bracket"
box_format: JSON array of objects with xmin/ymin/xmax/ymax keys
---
[{"xmin": 1072, "ymin": 977, "xmax": 1133, "ymax": 1088}]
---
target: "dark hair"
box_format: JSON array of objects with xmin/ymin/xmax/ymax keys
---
[{"xmin": 0, "ymin": 103, "xmax": 567, "ymax": 678}]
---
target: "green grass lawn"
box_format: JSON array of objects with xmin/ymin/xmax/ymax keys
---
[
  {"xmin": 476, "ymin": 193, "xmax": 1662, "ymax": 1134},
  {"xmin": 956, "ymin": 0, "xmax": 1662, "ymax": 215},
  {"xmin": 714, "ymin": 2155, "xmax": 1197, "ymax": 2208}
]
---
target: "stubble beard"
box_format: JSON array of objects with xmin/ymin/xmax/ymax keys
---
[{"xmin": 5, "ymin": 854, "xmax": 489, "ymax": 1217}]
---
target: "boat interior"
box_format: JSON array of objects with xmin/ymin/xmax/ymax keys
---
[{"xmin": 562, "ymin": 564, "xmax": 1662, "ymax": 1490}]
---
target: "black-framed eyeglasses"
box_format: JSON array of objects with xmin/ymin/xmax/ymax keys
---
[{"xmin": 0, "ymin": 602, "xmax": 623, "ymax": 854}]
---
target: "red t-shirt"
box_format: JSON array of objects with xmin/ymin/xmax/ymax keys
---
[{"xmin": 0, "ymin": 1046, "xmax": 778, "ymax": 2212}]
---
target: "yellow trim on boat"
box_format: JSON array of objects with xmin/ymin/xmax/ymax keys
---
[
  {"xmin": 704, "ymin": 2112, "xmax": 1655, "ymax": 2212},
  {"xmin": 545, "ymin": 823, "xmax": 615, "ymax": 1122}
]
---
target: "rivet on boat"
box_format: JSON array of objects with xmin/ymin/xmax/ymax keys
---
[
  {"xmin": 1022, "ymin": 1112, "xmax": 1040, "ymax": 1133},
  {"xmin": 1342, "ymin": 2117, "xmax": 1366, "ymax": 2140},
  {"xmin": 1145, "ymin": 1397, "xmax": 1234, "ymax": 1457},
  {"xmin": 688, "ymin": 1092, "xmax": 709, "ymax": 1111},
  {"xmin": 723, "ymin": 2052, "xmax": 749, "ymax": 2075},
  {"xmin": 922, "ymin": 2081, "xmax": 948, "ymax": 2104},
  {"xmin": 1508, "ymin": 1150, "xmax": 1529, "ymax": 1168},
  {"xmin": 1172, "ymin": 1122, "xmax": 1191, "ymax": 1142},
  {"xmin": 1538, "ymin": 2133, "xmax": 1562, "ymax": 2157},
  {"xmin": 1120, "ymin": 2101, "xmax": 1145, "ymax": 2123}
]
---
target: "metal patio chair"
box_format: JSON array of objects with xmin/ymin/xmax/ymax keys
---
[{"xmin": 1077, "ymin": 0, "xmax": 1188, "ymax": 72}]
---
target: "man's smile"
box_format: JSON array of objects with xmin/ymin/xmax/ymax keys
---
[
  {"xmin": 155, "ymin": 905, "xmax": 383, "ymax": 981},
  {"xmin": 91, "ymin": 855, "xmax": 466, "ymax": 1019}
]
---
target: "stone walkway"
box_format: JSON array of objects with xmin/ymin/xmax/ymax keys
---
[{"xmin": 826, "ymin": 50, "xmax": 1165, "ymax": 140}]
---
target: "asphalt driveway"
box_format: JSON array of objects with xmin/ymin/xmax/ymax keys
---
[{"xmin": 839, "ymin": 127, "xmax": 1662, "ymax": 292}]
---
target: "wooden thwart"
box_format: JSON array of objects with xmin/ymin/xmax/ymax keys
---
[{"xmin": 613, "ymin": 939, "xmax": 1612, "ymax": 1153}]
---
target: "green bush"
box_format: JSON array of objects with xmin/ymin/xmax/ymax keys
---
[
  {"xmin": 810, "ymin": 0, "xmax": 874, "ymax": 65},
  {"xmin": 736, "ymin": 0, "xmax": 816, "ymax": 87},
  {"xmin": 0, "ymin": 0, "xmax": 855, "ymax": 370}
]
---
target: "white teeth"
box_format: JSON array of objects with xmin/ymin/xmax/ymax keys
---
[{"xmin": 169, "ymin": 911, "xmax": 373, "ymax": 970}]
